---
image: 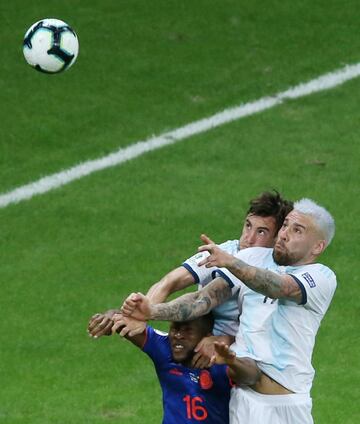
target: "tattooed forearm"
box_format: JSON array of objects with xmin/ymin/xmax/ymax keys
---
[
  {"xmin": 252, "ymin": 267, "xmax": 284, "ymax": 298},
  {"xmin": 227, "ymin": 259, "xmax": 300, "ymax": 300},
  {"xmin": 150, "ymin": 278, "xmax": 232, "ymax": 321},
  {"xmin": 151, "ymin": 292, "xmax": 211, "ymax": 321}
]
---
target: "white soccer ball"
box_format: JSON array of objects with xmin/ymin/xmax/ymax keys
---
[{"xmin": 23, "ymin": 18, "xmax": 79, "ymax": 73}]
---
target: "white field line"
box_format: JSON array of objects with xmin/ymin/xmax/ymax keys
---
[{"xmin": 1, "ymin": 62, "xmax": 360, "ymax": 209}]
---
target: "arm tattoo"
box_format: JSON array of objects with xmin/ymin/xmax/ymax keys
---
[
  {"xmin": 228, "ymin": 259, "xmax": 300, "ymax": 300},
  {"xmin": 150, "ymin": 278, "xmax": 232, "ymax": 321},
  {"xmin": 252, "ymin": 267, "xmax": 284, "ymax": 298}
]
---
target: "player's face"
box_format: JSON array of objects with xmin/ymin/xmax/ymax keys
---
[
  {"xmin": 169, "ymin": 321, "xmax": 207, "ymax": 366},
  {"xmin": 273, "ymin": 210, "xmax": 325, "ymax": 266},
  {"xmin": 239, "ymin": 214, "xmax": 278, "ymax": 249}
]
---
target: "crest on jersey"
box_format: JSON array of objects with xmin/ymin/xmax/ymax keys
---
[
  {"xmin": 189, "ymin": 372, "xmax": 199, "ymax": 383},
  {"xmin": 302, "ymin": 272, "xmax": 316, "ymax": 288},
  {"xmin": 199, "ymin": 370, "xmax": 213, "ymax": 390}
]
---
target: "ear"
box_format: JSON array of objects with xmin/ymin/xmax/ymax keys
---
[{"xmin": 312, "ymin": 240, "xmax": 326, "ymax": 257}]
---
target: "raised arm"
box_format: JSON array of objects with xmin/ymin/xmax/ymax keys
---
[
  {"xmin": 111, "ymin": 314, "xmax": 147, "ymax": 348},
  {"xmin": 225, "ymin": 259, "xmax": 301, "ymax": 303},
  {"xmin": 146, "ymin": 266, "xmax": 195, "ymax": 304},
  {"xmin": 88, "ymin": 310, "xmax": 147, "ymax": 349},
  {"xmin": 199, "ymin": 235, "xmax": 302, "ymax": 303},
  {"xmin": 87, "ymin": 309, "xmax": 120, "ymax": 338},
  {"xmin": 121, "ymin": 277, "xmax": 232, "ymax": 322}
]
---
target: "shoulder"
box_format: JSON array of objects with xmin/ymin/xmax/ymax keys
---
[
  {"xmin": 309, "ymin": 263, "xmax": 336, "ymax": 280},
  {"xmin": 143, "ymin": 326, "xmax": 168, "ymax": 345},
  {"xmin": 142, "ymin": 326, "xmax": 172, "ymax": 362},
  {"xmin": 236, "ymin": 247, "xmax": 275, "ymax": 266},
  {"xmin": 287, "ymin": 263, "xmax": 337, "ymax": 310},
  {"xmin": 218, "ymin": 239, "xmax": 240, "ymax": 254},
  {"xmin": 289, "ymin": 263, "xmax": 337, "ymax": 289}
]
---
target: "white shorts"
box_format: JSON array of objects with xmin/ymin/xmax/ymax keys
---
[{"xmin": 229, "ymin": 386, "xmax": 313, "ymax": 424}]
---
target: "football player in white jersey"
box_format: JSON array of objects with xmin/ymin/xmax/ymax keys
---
[
  {"xmin": 90, "ymin": 191, "xmax": 292, "ymax": 367},
  {"xmin": 120, "ymin": 199, "xmax": 336, "ymax": 424}
]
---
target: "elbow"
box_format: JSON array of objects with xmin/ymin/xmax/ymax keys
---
[
  {"xmin": 231, "ymin": 358, "xmax": 262, "ymax": 386},
  {"xmin": 193, "ymin": 294, "xmax": 212, "ymax": 315},
  {"xmin": 246, "ymin": 367, "xmax": 262, "ymax": 386}
]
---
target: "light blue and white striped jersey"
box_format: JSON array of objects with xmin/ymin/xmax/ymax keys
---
[
  {"xmin": 214, "ymin": 247, "xmax": 337, "ymax": 394},
  {"xmin": 182, "ymin": 240, "xmax": 240, "ymax": 336}
]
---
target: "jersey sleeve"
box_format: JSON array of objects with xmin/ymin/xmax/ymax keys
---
[
  {"xmin": 212, "ymin": 267, "xmax": 243, "ymax": 296},
  {"xmin": 142, "ymin": 326, "xmax": 172, "ymax": 367},
  {"xmin": 182, "ymin": 240, "xmax": 239, "ymax": 286},
  {"xmin": 182, "ymin": 251, "xmax": 213, "ymax": 285},
  {"xmin": 289, "ymin": 265, "xmax": 337, "ymax": 314}
]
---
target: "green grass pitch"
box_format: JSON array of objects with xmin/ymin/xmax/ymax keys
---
[{"xmin": 0, "ymin": 1, "xmax": 359, "ymax": 423}]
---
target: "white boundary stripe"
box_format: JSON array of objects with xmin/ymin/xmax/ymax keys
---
[{"xmin": 1, "ymin": 62, "xmax": 360, "ymax": 209}]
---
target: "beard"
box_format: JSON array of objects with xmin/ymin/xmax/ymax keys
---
[{"xmin": 273, "ymin": 245, "xmax": 298, "ymax": 266}]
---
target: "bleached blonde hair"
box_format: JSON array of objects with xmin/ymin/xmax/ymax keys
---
[{"xmin": 293, "ymin": 198, "xmax": 335, "ymax": 247}]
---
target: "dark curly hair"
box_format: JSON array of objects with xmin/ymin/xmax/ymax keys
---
[{"xmin": 247, "ymin": 191, "xmax": 293, "ymax": 233}]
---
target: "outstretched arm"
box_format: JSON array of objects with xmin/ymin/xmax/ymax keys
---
[
  {"xmin": 146, "ymin": 266, "xmax": 195, "ymax": 304},
  {"xmin": 88, "ymin": 310, "xmax": 146, "ymax": 345},
  {"xmin": 199, "ymin": 234, "xmax": 302, "ymax": 303},
  {"xmin": 214, "ymin": 342, "xmax": 261, "ymax": 385},
  {"xmin": 226, "ymin": 260, "xmax": 302, "ymax": 302},
  {"xmin": 121, "ymin": 277, "xmax": 232, "ymax": 322},
  {"xmin": 88, "ymin": 309, "xmax": 120, "ymax": 338},
  {"xmin": 117, "ymin": 266, "xmax": 194, "ymax": 336},
  {"xmin": 111, "ymin": 314, "xmax": 147, "ymax": 348}
]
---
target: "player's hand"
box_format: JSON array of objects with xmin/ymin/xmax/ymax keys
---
[
  {"xmin": 191, "ymin": 336, "xmax": 217, "ymax": 368},
  {"xmin": 213, "ymin": 341, "xmax": 236, "ymax": 366},
  {"xmin": 198, "ymin": 234, "xmax": 235, "ymax": 268},
  {"xmin": 88, "ymin": 309, "xmax": 119, "ymax": 338},
  {"xmin": 120, "ymin": 292, "xmax": 151, "ymax": 321},
  {"xmin": 120, "ymin": 293, "xmax": 138, "ymax": 316},
  {"xmin": 112, "ymin": 313, "xmax": 146, "ymax": 337}
]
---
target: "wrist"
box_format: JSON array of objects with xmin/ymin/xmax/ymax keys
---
[
  {"xmin": 226, "ymin": 357, "xmax": 237, "ymax": 367},
  {"xmin": 149, "ymin": 304, "xmax": 156, "ymax": 320},
  {"xmin": 227, "ymin": 257, "xmax": 239, "ymax": 272}
]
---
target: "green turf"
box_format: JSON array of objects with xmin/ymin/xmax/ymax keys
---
[{"xmin": 0, "ymin": 1, "xmax": 359, "ymax": 423}]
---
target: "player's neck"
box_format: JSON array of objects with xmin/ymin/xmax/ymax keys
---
[{"xmin": 180, "ymin": 359, "xmax": 193, "ymax": 368}]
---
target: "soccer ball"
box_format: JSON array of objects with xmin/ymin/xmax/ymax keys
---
[{"xmin": 23, "ymin": 18, "xmax": 79, "ymax": 74}]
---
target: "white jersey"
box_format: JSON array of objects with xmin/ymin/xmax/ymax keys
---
[
  {"xmin": 182, "ymin": 239, "xmax": 240, "ymax": 336},
  {"xmin": 214, "ymin": 247, "xmax": 337, "ymax": 394}
]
